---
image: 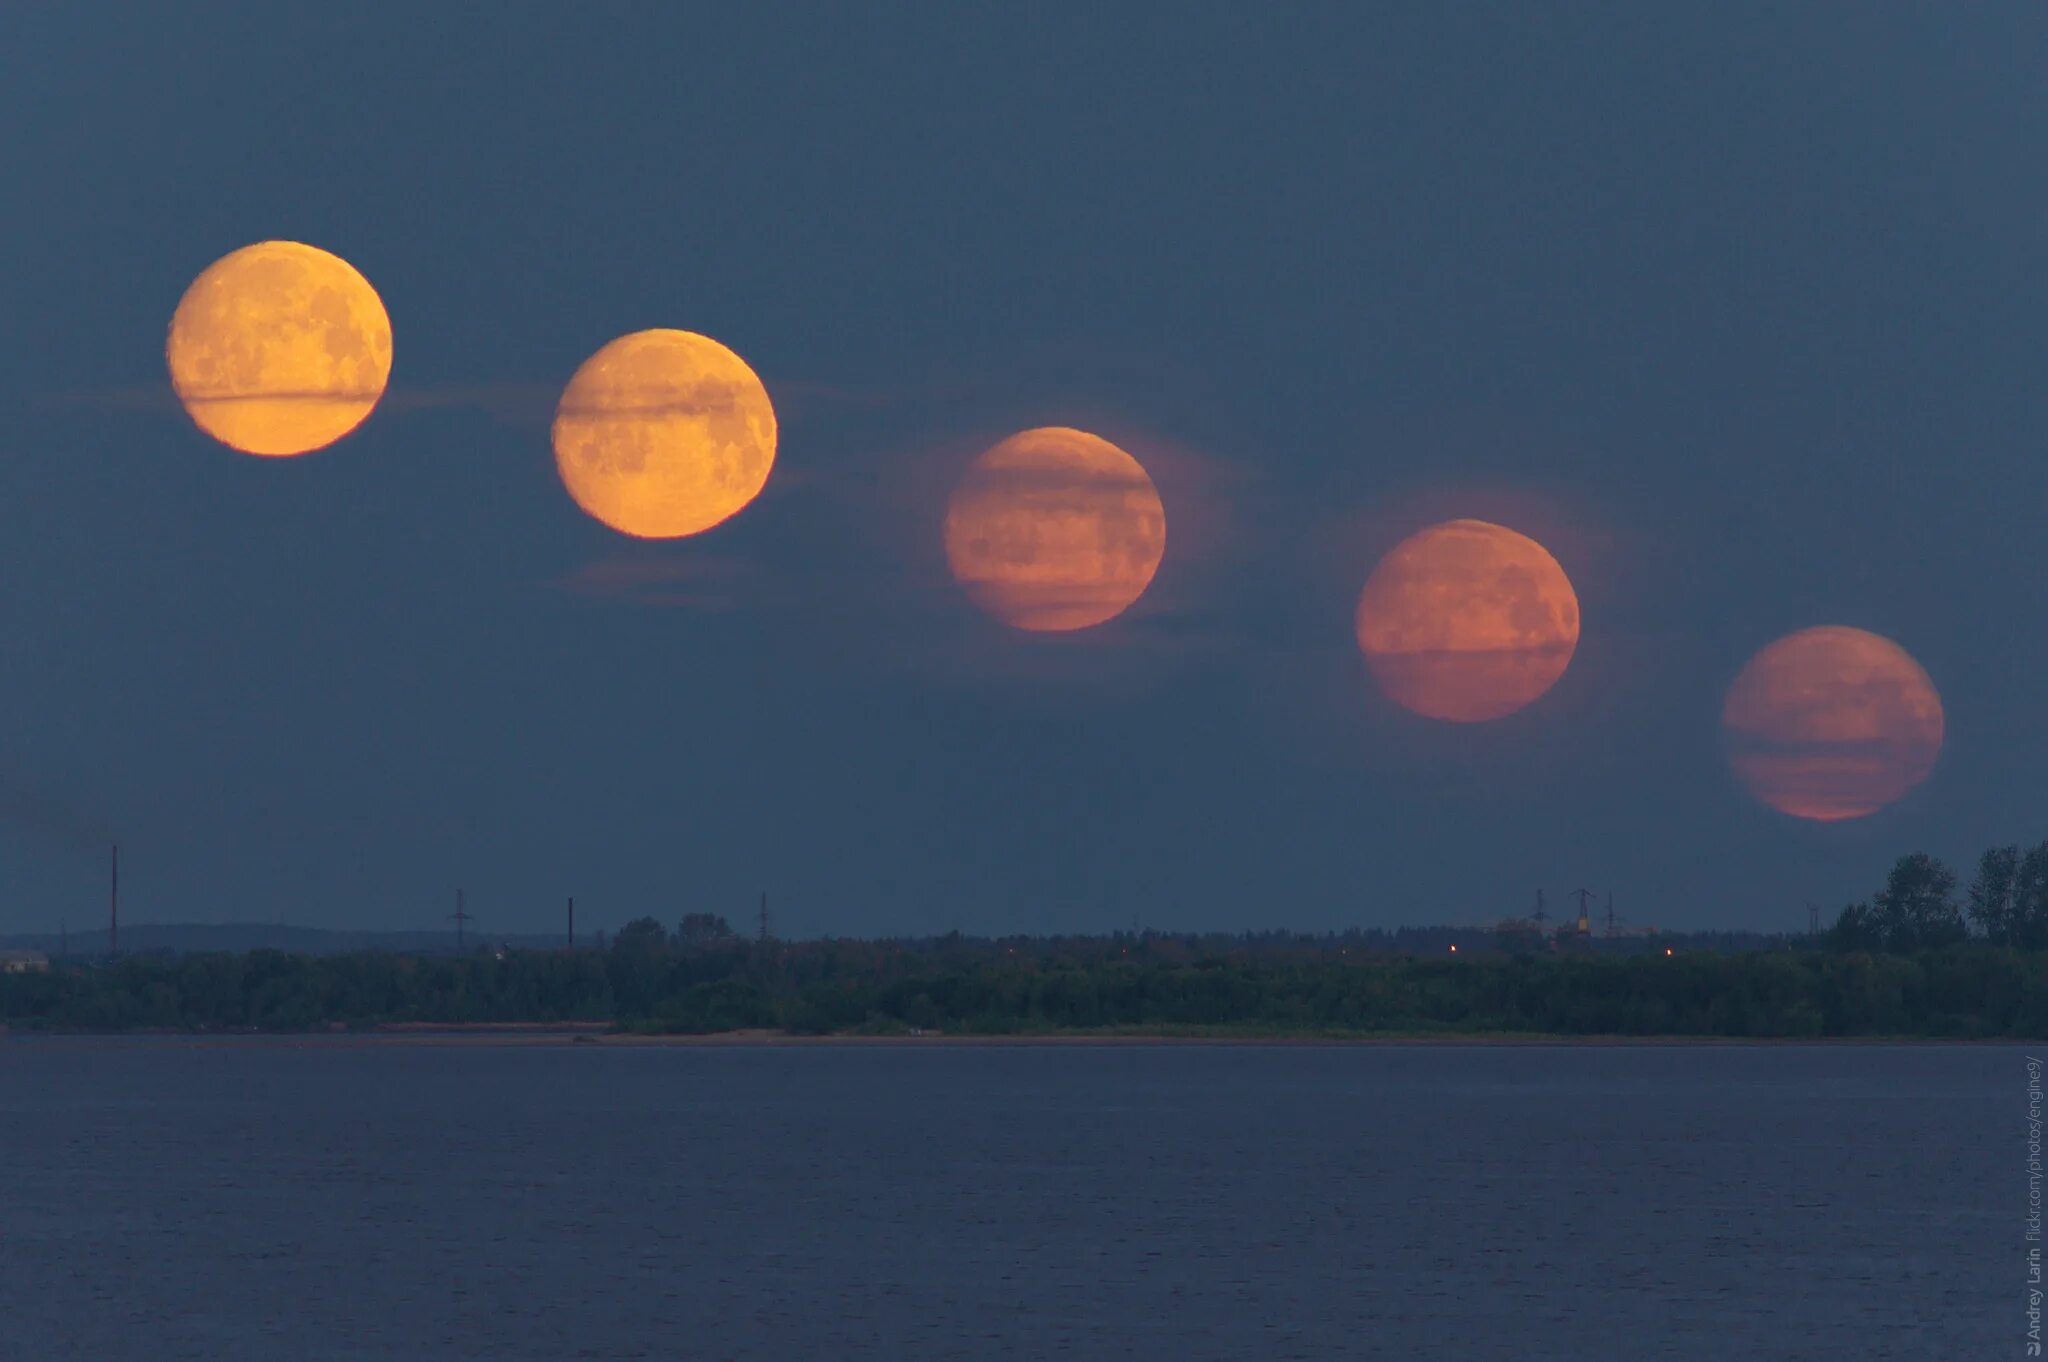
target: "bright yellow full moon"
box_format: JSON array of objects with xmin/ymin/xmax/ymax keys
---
[
  {"xmin": 550, "ymin": 329, "xmax": 778, "ymax": 540},
  {"xmin": 166, "ymin": 241, "xmax": 393, "ymax": 457},
  {"xmin": 943, "ymin": 426, "xmax": 1167, "ymax": 632}
]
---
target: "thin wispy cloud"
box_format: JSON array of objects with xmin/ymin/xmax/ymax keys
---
[
  {"xmin": 551, "ymin": 552, "xmax": 751, "ymax": 610},
  {"xmin": 38, "ymin": 372, "xmax": 896, "ymax": 428}
]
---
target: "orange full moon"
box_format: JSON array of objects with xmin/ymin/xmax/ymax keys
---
[
  {"xmin": 1722, "ymin": 626, "xmax": 1944, "ymax": 822},
  {"xmin": 551, "ymin": 329, "xmax": 777, "ymax": 540},
  {"xmin": 943, "ymin": 426, "xmax": 1167, "ymax": 632},
  {"xmin": 1354, "ymin": 519, "xmax": 1580, "ymax": 722},
  {"xmin": 166, "ymin": 241, "xmax": 393, "ymax": 457}
]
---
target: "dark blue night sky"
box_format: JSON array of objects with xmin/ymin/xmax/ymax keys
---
[{"xmin": 0, "ymin": 5, "xmax": 2041, "ymax": 936}]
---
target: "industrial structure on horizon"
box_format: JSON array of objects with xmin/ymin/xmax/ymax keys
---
[{"xmin": 1492, "ymin": 887, "xmax": 1663, "ymax": 953}]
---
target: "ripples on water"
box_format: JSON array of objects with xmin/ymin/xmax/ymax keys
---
[{"xmin": 0, "ymin": 1040, "xmax": 2005, "ymax": 1360}]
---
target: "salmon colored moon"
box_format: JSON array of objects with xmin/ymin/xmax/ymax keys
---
[
  {"xmin": 943, "ymin": 427, "xmax": 1167, "ymax": 632},
  {"xmin": 1354, "ymin": 519, "xmax": 1580, "ymax": 722},
  {"xmin": 165, "ymin": 241, "xmax": 393, "ymax": 457},
  {"xmin": 550, "ymin": 329, "xmax": 777, "ymax": 540},
  {"xmin": 1722, "ymin": 626, "xmax": 1944, "ymax": 821}
]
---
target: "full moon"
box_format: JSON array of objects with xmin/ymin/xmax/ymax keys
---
[
  {"xmin": 943, "ymin": 426, "xmax": 1167, "ymax": 632},
  {"xmin": 166, "ymin": 241, "xmax": 393, "ymax": 457},
  {"xmin": 1722, "ymin": 625, "xmax": 1944, "ymax": 822},
  {"xmin": 551, "ymin": 329, "xmax": 777, "ymax": 540},
  {"xmin": 1354, "ymin": 519, "xmax": 1580, "ymax": 722}
]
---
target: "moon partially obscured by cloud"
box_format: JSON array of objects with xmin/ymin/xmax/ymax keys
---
[
  {"xmin": 1722, "ymin": 625, "xmax": 1944, "ymax": 821},
  {"xmin": 943, "ymin": 426, "xmax": 1166, "ymax": 632},
  {"xmin": 1354, "ymin": 518, "xmax": 1580, "ymax": 722},
  {"xmin": 166, "ymin": 241, "xmax": 392, "ymax": 457},
  {"xmin": 551, "ymin": 329, "xmax": 777, "ymax": 540}
]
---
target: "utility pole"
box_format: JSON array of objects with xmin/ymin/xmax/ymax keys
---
[
  {"xmin": 109, "ymin": 843, "xmax": 119, "ymax": 961},
  {"xmin": 1532, "ymin": 890, "xmax": 1549, "ymax": 927},
  {"xmin": 567, "ymin": 896, "xmax": 575, "ymax": 950},
  {"xmin": 1571, "ymin": 887, "xmax": 1594, "ymax": 938},
  {"xmin": 1604, "ymin": 892, "xmax": 1620, "ymax": 937},
  {"xmin": 450, "ymin": 889, "xmax": 472, "ymax": 952}
]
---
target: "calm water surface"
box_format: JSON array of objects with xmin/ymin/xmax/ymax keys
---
[{"xmin": 0, "ymin": 1040, "xmax": 2010, "ymax": 1360}]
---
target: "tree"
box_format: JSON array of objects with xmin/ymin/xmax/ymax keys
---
[
  {"xmin": 612, "ymin": 917, "xmax": 670, "ymax": 955},
  {"xmin": 2018, "ymin": 845, "xmax": 2048, "ymax": 949},
  {"xmin": 678, "ymin": 913, "xmax": 736, "ymax": 947},
  {"xmin": 1969, "ymin": 845, "xmax": 2020, "ymax": 942},
  {"xmin": 1493, "ymin": 919, "xmax": 1545, "ymax": 957},
  {"xmin": 1869, "ymin": 852, "xmax": 1966, "ymax": 950},
  {"xmin": 1972, "ymin": 842, "xmax": 2048, "ymax": 948},
  {"xmin": 1827, "ymin": 902, "xmax": 1881, "ymax": 951}
]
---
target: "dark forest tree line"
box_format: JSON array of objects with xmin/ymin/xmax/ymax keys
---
[
  {"xmin": 1828, "ymin": 843, "xmax": 2048, "ymax": 951},
  {"xmin": 4, "ymin": 843, "xmax": 2047, "ymax": 1038},
  {"xmin": 1, "ymin": 917, "xmax": 2043, "ymax": 1038}
]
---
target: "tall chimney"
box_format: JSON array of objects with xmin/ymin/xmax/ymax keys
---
[
  {"xmin": 568, "ymin": 896, "xmax": 575, "ymax": 950},
  {"xmin": 109, "ymin": 843, "xmax": 119, "ymax": 960}
]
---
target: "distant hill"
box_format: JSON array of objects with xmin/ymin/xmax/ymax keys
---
[
  {"xmin": 0, "ymin": 921, "xmax": 1796, "ymax": 958},
  {"xmin": 0, "ymin": 923, "xmax": 573, "ymax": 957}
]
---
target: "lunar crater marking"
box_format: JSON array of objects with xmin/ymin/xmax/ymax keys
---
[
  {"xmin": 166, "ymin": 241, "xmax": 393, "ymax": 457},
  {"xmin": 551, "ymin": 329, "xmax": 777, "ymax": 540}
]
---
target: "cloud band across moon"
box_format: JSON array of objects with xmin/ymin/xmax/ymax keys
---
[
  {"xmin": 1722, "ymin": 626, "xmax": 1944, "ymax": 822},
  {"xmin": 166, "ymin": 241, "xmax": 392, "ymax": 458}
]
